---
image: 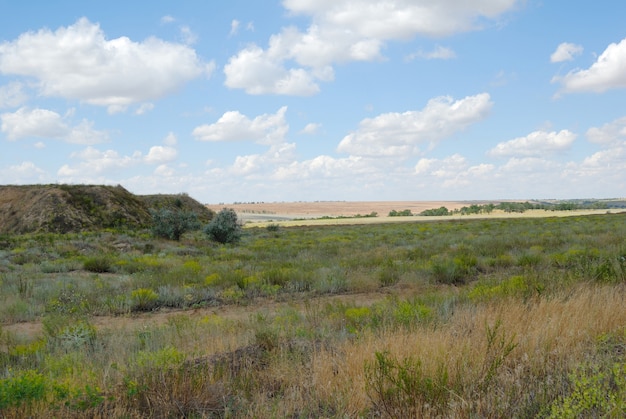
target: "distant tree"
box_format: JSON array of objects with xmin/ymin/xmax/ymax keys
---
[
  {"xmin": 388, "ymin": 209, "xmax": 413, "ymax": 217},
  {"xmin": 420, "ymin": 206, "xmax": 450, "ymax": 216},
  {"xmin": 204, "ymin": 208, "xmax": 242, "ymax": 244},
  {"xmin": 150, "ymin": 209, "xmax": 201, "ymax": 241}
]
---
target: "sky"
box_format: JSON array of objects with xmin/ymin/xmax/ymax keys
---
[{"xmin": 1, "ymin": 1, "xmax": 625, "ymax": 204}]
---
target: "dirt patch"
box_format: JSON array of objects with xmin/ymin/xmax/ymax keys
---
[{"xmin": 2, "ymin": 290, "xmax": 400, "ymax": 341}]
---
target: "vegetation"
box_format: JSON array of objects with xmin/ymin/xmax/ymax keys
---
[
  {"xmin": 388, "ymin": 209, "xmax": 413, "ymax": 217},
  {"xmin": 150, "ymin": 208, "xmax": 201, "ymax": 241},
  {"xmin": 420, "ymin": 199, "xmax": 625, "ymax": 216},
  {"xmin": 204, "ymin": 208, "xmax": 242, "ymax": 244},
  {"xmin": 0, "ymin": 212, "xmax": 625, "ymax": 417}
]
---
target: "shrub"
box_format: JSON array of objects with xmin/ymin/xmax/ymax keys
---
[
  {"xmin": 204, "ymin": 208, "xmax": 242, "ymax": 244},
  {"xmin": 150, "ymin": 209, "xmax": 201, "ymax": 241},
  {"xmin": 83, "ymin": 256, "xmax": 112, "ymax": 273},
  {"xmin": 131, "ymin": 288, "xmax": 159, "ymax": 311},
  {"xmin": 365, "ymin": 351, "xmax": 453, "ymax": 417},
  {"xmin": 266, "ymin": 223, "xmax": 280, "ymax": 233}
]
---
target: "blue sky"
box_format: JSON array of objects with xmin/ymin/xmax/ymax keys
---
[{"xmin": 1, "ymin": 1, "xmax": 625, "ymax": 203}]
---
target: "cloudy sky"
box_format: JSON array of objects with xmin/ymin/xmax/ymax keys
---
[{"xmin": 1, "ymin": 1, "xmax": 625, "ymax": 203}]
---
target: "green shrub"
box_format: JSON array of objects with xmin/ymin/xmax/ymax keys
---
[
  {"xmin": 204, "ymin": 208, "xmax": 242, "ymax": 244},
  {"xmin": 548, "ymin": 362, "xmax": 626, "ymax": 418},
  {"xmin": 131, "ymin": 288, "xmax": 159, "ymax": 311},
  {"xmin": 83, "ymin": 256, "xmax": 112, "ymax": 273},
  {"xmin": 0, "ymin": 369, "xmax": 47, "ymax": 410},
  {"xmin": 150, "ymin": 208, "xmax": 201, "ymax": 241},
  {"xmin": 266, "ymin": 223, "xmax": 280, "ymax": 233}
]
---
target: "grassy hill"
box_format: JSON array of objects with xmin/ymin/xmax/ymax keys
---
[{"xmin": 0, "ymin": 184, "xmax": 213, "ymax": 234}]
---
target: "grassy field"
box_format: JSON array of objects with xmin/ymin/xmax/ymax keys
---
[{"xmin": 1, "ymin": 213, "xmax": 625, "ymax": 417}]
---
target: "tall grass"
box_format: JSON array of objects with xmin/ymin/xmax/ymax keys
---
[{"xmin": 0, "ymin": 213, "xmax": 625, "ymax": 416}]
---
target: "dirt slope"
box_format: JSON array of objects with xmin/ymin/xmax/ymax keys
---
[{"xmin": 0, "ymin": 184, "xmax": 213, "ymax": 234}]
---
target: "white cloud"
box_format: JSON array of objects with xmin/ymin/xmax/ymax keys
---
[
  {"xmin": 58, "ymin": 142, "xmax": 179, "ymax": 179},
  {"xmin": 487, "ymin": 130, "xmax": 576, "ymax": 158},
  {"xmin": 144, "ymin": 146, "xmax": 178, "ymax": 164},
  {"xmin": 283, "ymin": 0, "xmax": 519, "ymax": 38},
  {"xmin": 224, "ymin": 45, "xmax": 321, "ymax": 95},
  {"xmin": 0, "ymin": 82, "xmax": 27, "ymax": 108},
  {"xmin": 0, "ymin": 161, "xmax": 48, "ymax": 183},
  {"xmin": 406, "ymin": 45, "xmax": 457, "ymax": 61},
  {"xmin": 299, "ymin": 122, "xmax": 320, "ymax": 135},
  {"xmin": 225, "ymin": 0, "xmax": 520, "ymax": 95},
  {"xmin": 1, "ymin": 107, "xmax": 108, "ymax": 144},
  {"xmin": 414, "ymin": 154, "xmax": 495, "ymax": 189},
  {"xmin": 161, "ymin": 15, "xmax": 176, "ymax": 24},
  {"xmin": 586, "ymin": 116, "xmax": 626, "ymax": 145},
  {"xmin": 0, "ymin": 18, "xmax": 213, "ymax": 112},
  {"xmin": 230, "ymin": 20, "xmax": 240, "ymax": 37},
  {"xmin": 553, "ymin": 37, "xmax": 626, "ymax": 93},
  {"xmin": 550, "ymin": 42, "xmax": 583, "ymax": 63},
  {"xmin": 337, "ymin": 93, "xmax": 493, "ymax": 158},
  {"xmin": 135, "ymin": 103, "xmax": 155, "ymax": 115},
  {"xmin": 163, "ymin": 132, "xmax": 178, "ymax": 146},
  {"xmin": 180, "ymin": 26, "xmax": 198, "ymax": 45},
  {"xmin": 192, "ymin": 106, "xmax": 289, "ymax": 144}
]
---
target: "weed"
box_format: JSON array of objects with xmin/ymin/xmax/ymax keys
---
[
  {"xmin": 130, "ymin": 288, "xmax": 159, "ymax": 311},
  {"xmin": 548, "ymin": 362, "xmax": 626, "ymax": 418},
  {"xmin": 365, "ymin": 351, "xmax": 454, "ymax": 417},
  {"xmin": 83, "ymin": 256, "xmax": 113, "ymax": 273}
]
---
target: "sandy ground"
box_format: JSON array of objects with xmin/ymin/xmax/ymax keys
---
[
  {"xmin": 207, "ymin": 201, "xmax": 473, "ymax": 222},
  {"xmin": 206, "ymin": 201, "xmax": 617, "ymax": 226}
]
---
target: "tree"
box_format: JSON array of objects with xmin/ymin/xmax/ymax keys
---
[
  {"xmin": 204, "ymin": 208, "xmax": 242, "ymax": 244},
  {"xmin": 150, "ymin": 209, "xmax": 201, "ymax": 241}
]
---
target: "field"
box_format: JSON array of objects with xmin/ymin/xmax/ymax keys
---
[{"xmin": 1, "ymin": 208, "xmax": 626, "ymax": 417}]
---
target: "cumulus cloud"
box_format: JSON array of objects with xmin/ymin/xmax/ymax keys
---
[
  {"xmin": 337, "ymin": 93, "xmax": 493, "ymax": 158},
  {"xmin": 0, "ymin": 18, "xmax": 213, "ymax": 112},
  {"xmin": 230, "ymin": 143, "xmax": 297, "ymax": 177},
  {"xmin": 1, "ymin": 107, "xmax": 108, "ymax": 144},
  {"xmin": 192, "ymin": 106, "xmax": 289, "ymax": 144},
  {"xmin": 552, "ymin": 37, "xmax": 626, "ymax": 93},
  {"xmin": 550, "ymin": 42, "xmax": 583, "ymax": 63},
  {"xmin": 284, "ymin": 0, "xmax": 519, "ymax": 38},
  {"xmin": 224, "ymin": 45, "xmax": 321, "ymax": 95},
  {"xmin": 225, "ymin": 0, "xmax": 520, "ymax": 95},
  {"xmin": 487, "ymin": 130, "xmax": 576, "ymax": 158},
  {"xmin": 414, "ymin": 154, "xmax": 494, "ymax": 189},
  {"xmin": 144, "ymin": 146, "xmax": 178, "ymax": 164},
  {"xmin": 0, "ymin": 161, "xmax": 48, "ymax": 183},
  {"xmin": 0, "ymin": 82, "xmax": 27, "ymax": 108},
  {"xmin": 586, "ymin": 116, "xmax": 626, "ymax": 145},
  {"xmin": 58, "ymin": 142, "xmax": 179, "ymax": 179}
]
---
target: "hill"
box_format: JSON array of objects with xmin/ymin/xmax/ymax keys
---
[{"xmin": 0, "ymin": 184, "xmax": 213, "ymax": 234}]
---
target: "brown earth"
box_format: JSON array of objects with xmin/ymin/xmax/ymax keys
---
[
  {"xmin": 207, "ymin": 200, "xmax": 474, "ymax": 221},
  {"xmin": 0, "ymin": 184, "xmax": 213, "ymax": 234}
]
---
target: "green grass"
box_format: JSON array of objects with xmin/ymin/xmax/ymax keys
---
[{"xmin": 0, "ymin": 213, "xmax": 625, "ymax": 417}]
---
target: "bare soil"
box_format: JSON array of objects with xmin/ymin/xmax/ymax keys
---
[
  {"xmin": 207, "ymin": 200, "xmax": 473, "ymax": 222},
  {"xmin": 3, "ymin": 289, "xmax": 409, "ymax": 341}
]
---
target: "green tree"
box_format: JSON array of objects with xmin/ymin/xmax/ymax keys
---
[
  {"xmin": 150, "ymin": 209, "xmax": 201, "ymax": 241},
  {"xmin": 204, "ymin": 208, "xmax": 242, "ymax": 244}
]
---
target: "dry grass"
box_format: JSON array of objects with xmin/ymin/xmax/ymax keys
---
[{"xmin": 243, "ymin": 283, "xmax": 626, "ymax": 416}]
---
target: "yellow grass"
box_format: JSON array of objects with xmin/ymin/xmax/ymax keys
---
[{"xmin": 255, "ymin": 283, "xmax": 626, "ymax": 416}]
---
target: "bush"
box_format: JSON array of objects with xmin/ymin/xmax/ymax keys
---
[
  {"xmin": 83, "ymin": 256, "xmax": 112, "ymax": 273},
  {"xmin": 204, "ymin": 208, "xmax": 242, "ymax": 244},
  {"xmin": 150, "ymin": 209, "xmax": 201, "ymax": 241}
]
